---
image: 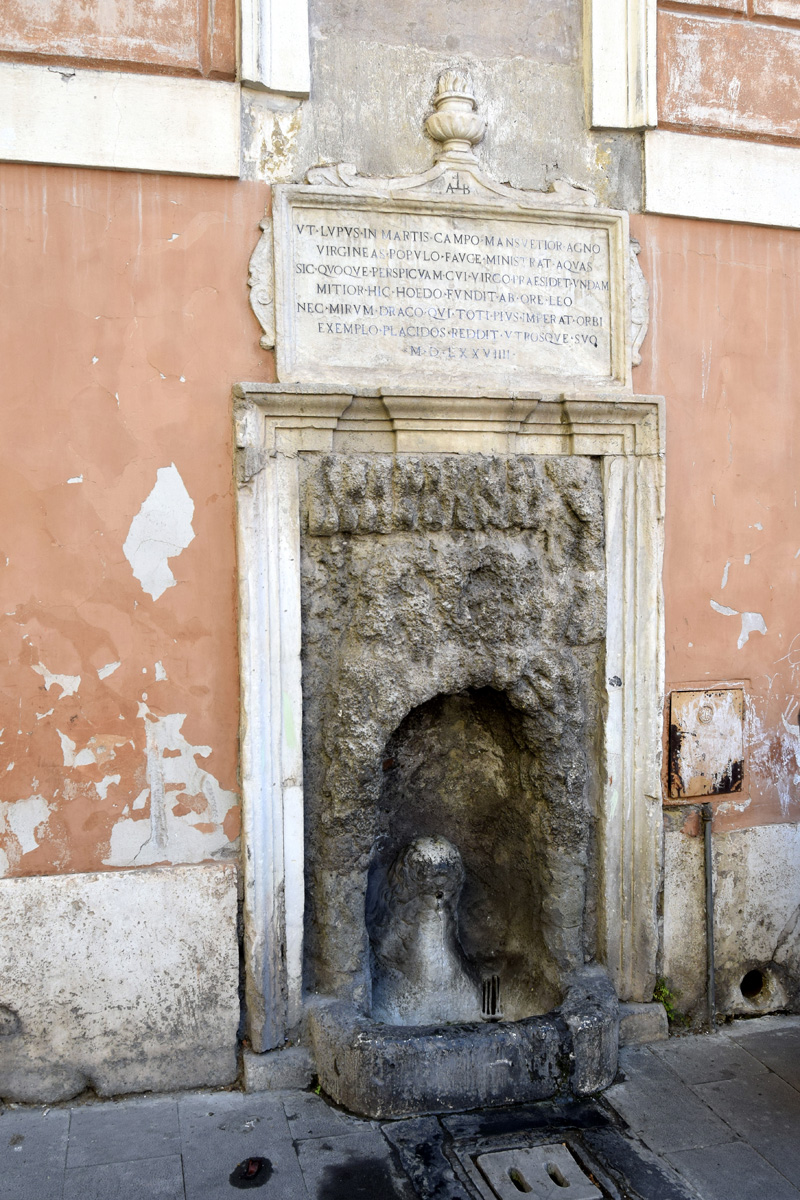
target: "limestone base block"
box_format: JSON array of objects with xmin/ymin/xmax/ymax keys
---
[
  {"xmin": 618, "ymin": 1002, "xmax": 669, "ymax": 1046},
  {"xmin": 242, "ymin": 1046, "xmax": 315, "ymax": 1092},
  {"xmin": 0, "ymin": 863, "xmax": 240, "ymax": 1102},
  {"xmin": 663, "ymin": 821, "xmax": 800, "ymax": 1025}
]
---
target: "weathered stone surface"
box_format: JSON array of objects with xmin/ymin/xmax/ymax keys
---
[
  {"xmin": 383, "ymin": 1115, "xmax": 473, "ymax": 1200},
  {"xmin": 277, "ymin": 190, "xmax": 620, "ymax": 389},
  {"xmin": 260, "ymin": 1, "xmax": 642, "ymax": 208},
  {"xmin": 243, "ymin": 1046, "xmax": 315, "ymax": 1092},
  {"xmin": 299, "ymin": 453, "xmax": 606, "ymax": 1018},
  {"xmin": 369, "ymin": 836, "xmax": 479, "ymax": 1024},
  {"xmin": 561, "ymin": 965, "xmax": 619, "ymax": 1094},
  {"xmin": 303, "ymin": 452, "xmax": 606, "ymax": 539},
  {"xmin": 0, "ymin": 863, "xmax": 239, "ymax": 1102},
  {"xmin": 662, "ymin": 820, "xmax": 800, "ymax": 1025},
  {"xmin": 619, "ymin": 1001, "xmax": 669, "ymax": 1046},
  {"xmin": 309, "ymin": 965, "xmax": 619, "ymax": 1117},
  {"xmin": 662, "ymin": 816, "xmax": 707, "ymax": 1024},
  {"xmin": 308, "ymin": 1001, "xmax": 564, "ymax": 1118}
]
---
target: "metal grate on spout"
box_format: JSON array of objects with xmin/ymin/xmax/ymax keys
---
[{"xmin": 481, "ymin": 974, "xmax": 503, "ymax": 1021}]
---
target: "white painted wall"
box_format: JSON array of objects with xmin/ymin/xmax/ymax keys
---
[
  {"xmin": 0, "ymin": 62, "xmax": 240, "ymax": 177},
  {"xmin": 585, "ymin": 0, "xmax": 657, "ymax": 129},
  {"xmin": 240, "ymin": 0, "xmax": 311, "ymax": 95},
  {"xmin": 645, "ymin": 130, "xmax": 800, "ymax": 229}
]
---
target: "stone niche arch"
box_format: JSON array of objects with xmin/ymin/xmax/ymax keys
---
[
  {"xmin": 298, "ymin": 449, "xmax": 606, "ymax": 1020},
  {"xmin": 234, "ymin": 387, "xmax": 664, "ymax": 1058},
  {"xmin": 368, "ymin": 685, "xmax": 597, "ymax": 1022}
]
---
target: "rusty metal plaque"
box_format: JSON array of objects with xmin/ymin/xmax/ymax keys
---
[{"xmin": 668, "ymin": 688, "xmax": 744, "ymax": 798}]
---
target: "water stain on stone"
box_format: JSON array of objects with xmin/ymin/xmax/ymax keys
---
[{"xmin": 317, "ymin": 1155, "xmax": 406, "ymax": 1199}]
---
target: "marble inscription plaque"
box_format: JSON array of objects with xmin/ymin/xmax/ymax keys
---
[{"xmin": 274, "ymin": 196, "xmax": 627, "ymax": 388}]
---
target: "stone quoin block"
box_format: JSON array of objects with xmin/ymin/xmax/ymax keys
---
[{"xmin": 0, "ymin": 862, "xmax": 240, "ymax": 1102}]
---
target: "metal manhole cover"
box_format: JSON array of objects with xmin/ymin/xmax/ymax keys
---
[{"xmin": 476, "ymin": 1143, "xmax": 603, "ymax": 1199}]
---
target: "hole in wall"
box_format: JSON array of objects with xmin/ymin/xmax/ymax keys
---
[{"xmin": 740, "ymin": 969, "xmax": 766, "ymax": 1000}]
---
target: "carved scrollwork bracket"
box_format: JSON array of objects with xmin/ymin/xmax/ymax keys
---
[
  {"xmin": 629, "ymin": 239, "xmax": 650, "ymax": 368},
  {"xmin": 247, "ymin": 217, "xmax": 275, "ymax": 351}
]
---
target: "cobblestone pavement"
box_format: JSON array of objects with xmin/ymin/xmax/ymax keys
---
[{"xmin": 2, "ymin": 1014, "xmax": 798, "ymax": 1199}]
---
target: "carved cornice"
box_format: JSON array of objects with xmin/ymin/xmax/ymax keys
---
[{"xmin": 233, "ymin": 383, "xmax": 664, "ymax": 460}]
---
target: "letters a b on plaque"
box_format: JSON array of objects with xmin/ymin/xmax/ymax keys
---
[{"xmin": 252, "ymin": 72, "xmax": 646, "ymax": 391}]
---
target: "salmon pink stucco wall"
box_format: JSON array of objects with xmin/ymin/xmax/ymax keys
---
[
  {"xmin": 0, "ymin": 164, "xmax": 271, "ymax": 878},
  {"xmin": 632, "ymin": 213, "xmax": 800, "ymax": 832},
  {"xmin": 0, "ymin": 0, "xmax": 237, "ymax": 77}
]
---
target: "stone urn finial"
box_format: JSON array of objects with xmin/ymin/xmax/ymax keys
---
[{"xmin": 425, "ymin": 71, "xmax": 486, "ymax": 162}]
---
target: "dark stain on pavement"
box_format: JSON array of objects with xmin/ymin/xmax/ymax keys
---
[
  {"xmin": 229, "ymin": 1156, "xmax": 273, "ymax": 1188},
  {"xmin": 316, "ymin": 1155, "xmax": 406, "ymax": 1198}
]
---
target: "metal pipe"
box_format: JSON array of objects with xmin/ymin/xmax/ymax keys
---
[{"xmin": 701, "ymin": 802, "xmax": 716, "ymax": 1029}]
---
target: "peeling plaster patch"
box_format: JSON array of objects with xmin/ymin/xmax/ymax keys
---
[
  {"xmin": 95, "ymin": 774, "xmax": 121, "ymax": 801},
  {"xmin": 745, "ymin": 554, "xmax": 752, "ymax": 565},
  {"xmin": 104, "ymin": 704, "xmax": 238, "ymax": 867},
  {"xmin": 5, "ymin": 763, "xmax": 13, "ymax": 771},
  {"xmin": 754, "ymin": 522, "xmax": 763, "ymax": 531},
  {"xmin": 123, "ymin": 464, "xmax": 195, "ymax": 601},
  {"xmin": 36, "ymin": 709, "xmax": 54, "ymax": 720},
  {"xmin": 132, "ymin": 788, "xmax": 149, "ymax": 810},
  {"xmin": 241, "ymin": 89, "xmax": 303, "ymax": 183},
  {"xmin": 97, "ymin": 661, "xmax": 121, "ymax": 680},
  {"xmin": 32, "ymin": 662, "xmax": 80, "ymax": 698},
  {"xmin": 709, "ymin": 600, "xmax": 767, "ymax": 649},
  {"xmin": 739, "ymin": 611, "xmax": 767, "ymax": 649},
  {"xmin": 58, "ymin": 731, "xmax": 75, "ymax": 765},
  {"xmin": 105, "ymin": 819, "xmax": 151, "ymax": 864},
  {"xmin": 58, "ymin": 730, "xmax": 97, "ymax": 768},
  {"xmin": 91, "ymin": 356, "xmax": 99, "ymax": 364},
  {"xmin": 748, "ymin": 695, "xmax": 800, "ymax": 816},
  {"xmin": 721, "ymin": 561, "xmax": 730, "ymax": 589},
  {"xmin": 0, "ymin": 847, "xmax": 8, "ymax": 877},
  {"xmin": 716, "ymin": 797, "xmax": 751, "ymax": 815},
  {"xmin": 3, "ymin": 795, "xmax": 50, "ymax": 855},
  {"xmin": 67, "ymin": 475, "xmax": 83, "ymax": 484},
  {"xmin": 154, "ymin": 661, "xmax": 167, "ymax": 681}
]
